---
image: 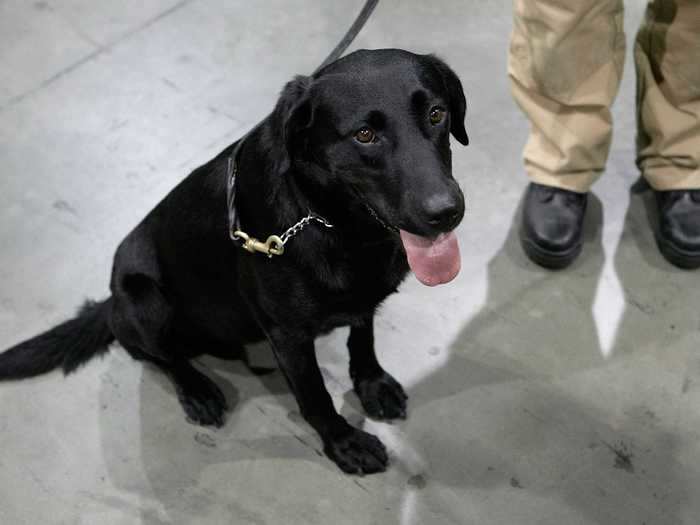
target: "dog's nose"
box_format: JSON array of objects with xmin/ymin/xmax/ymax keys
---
[{"xmin": 424, "ymin": 193, "xmax": 463, "ymax": 231}]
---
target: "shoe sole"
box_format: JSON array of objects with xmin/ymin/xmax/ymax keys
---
[
  {"xmin": 521, "ymin": 237, "xmax": 582, "ymax": 270},
  {"xmin": 656, "ymin": 236, "xmax": 700, "ymax": 270}
]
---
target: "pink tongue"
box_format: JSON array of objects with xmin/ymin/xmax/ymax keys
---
[{"xmin": 399, "ymin": 230, "xmax": 461, "ymax": 286}]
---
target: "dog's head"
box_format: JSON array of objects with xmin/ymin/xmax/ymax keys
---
[{"xmin": 275, "ymin": 49, "xmax": 468, "ymax": 285}]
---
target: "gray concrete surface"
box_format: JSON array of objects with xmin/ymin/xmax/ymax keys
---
[{"xmin": 1, "ymin": 1, "xmax": 699, "ymax": 524}]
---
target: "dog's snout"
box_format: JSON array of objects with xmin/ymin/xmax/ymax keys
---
[{"xmin": 423, "ymin": 193, "xmax": 463, "ymax": 231}]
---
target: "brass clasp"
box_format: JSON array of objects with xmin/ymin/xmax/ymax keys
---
[{"xmin": 233, "ymin": 231, "xmax": 285, "ymax": 257}]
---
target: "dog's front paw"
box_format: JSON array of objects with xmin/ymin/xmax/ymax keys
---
[
  {"xmin": 324, "ymin": 427, "xmax": 388, "ymax": 475},
  {"xmin": 354, "ymin": 371, "xmax": 408, "ymax": 420}
]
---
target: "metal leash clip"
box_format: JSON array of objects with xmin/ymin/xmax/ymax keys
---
[
  {"xmin": 232, "ymin": 231, "xmax": 285, "ymax": 257},
  {"xmin": 232, "ymin": 212, "xmax": 333, "ymax": 258}
]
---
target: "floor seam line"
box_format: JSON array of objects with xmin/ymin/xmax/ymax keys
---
[{"xmin": 0, "ymin": 0, "xmax": 193, "ymax": 115}]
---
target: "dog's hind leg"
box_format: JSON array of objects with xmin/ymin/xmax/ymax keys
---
[
  {"xmin": 162, "ymin": 360, "xmax": 228, "ymax": 427},
  {"xmin": 110, "ymin": 272, "xmax": 228, "ymax": 427},
  {"xmin": 348, "ymin": 315, "xmax": 408, "ymax": 420}
]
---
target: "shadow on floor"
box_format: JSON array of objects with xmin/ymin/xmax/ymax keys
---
[{"xmin": 397, "ymin": 186, "xmax": 698, "ymax": 523}]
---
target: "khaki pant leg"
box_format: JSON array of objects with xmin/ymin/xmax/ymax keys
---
[
  {"xmin": 635, "ymin": 0, "xmax": 700, "ymax": 190},
  {"xmin": 509, "ymin": 0, "xmax": 626, "ymax": 192}
]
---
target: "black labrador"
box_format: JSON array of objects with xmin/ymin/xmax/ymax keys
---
[{"xmin": 0, "ymin": 49, "xmax": 468, "ymax": 474}]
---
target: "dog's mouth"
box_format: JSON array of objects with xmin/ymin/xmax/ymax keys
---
[
  {"xmin": 362, "ymin": 201, "xmax": 461, "ymax": 287},
  {"xmin": 399, "ymin": 230, "xmax": 461, "ymax": 287}
]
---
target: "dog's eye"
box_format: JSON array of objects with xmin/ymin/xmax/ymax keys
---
[
  {"xmin": 354, "ymin": 127, "xmax": 375, "ymax": 144},
  {"xmin": 429, "ymin": 106, "xmax": 446, "ymax": 125}
]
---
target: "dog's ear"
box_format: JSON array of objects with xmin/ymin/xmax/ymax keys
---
[
  {"xmin": 424, "ymin": 55, "xmax": 469, "ymax": 146},
  {"xmin": 272, "ymin": 75, "xmax": 313, "ymax": 174}
]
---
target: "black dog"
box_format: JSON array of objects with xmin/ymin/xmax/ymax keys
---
[{"xmin": 0, "ymin": 49, "xmax": 467, "ymax": 474}]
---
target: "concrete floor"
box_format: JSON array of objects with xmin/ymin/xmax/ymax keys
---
[{"xmin": 1, "ymin": 1, "xmax": 699, "ymax": 524}]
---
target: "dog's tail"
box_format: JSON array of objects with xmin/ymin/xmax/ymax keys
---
[{"xmin": 0, "ymin": 298, "xmax": 114, "ymax": 380}]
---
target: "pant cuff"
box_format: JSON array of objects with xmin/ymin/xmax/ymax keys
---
[
  {"xmin": 643, "ymin": 166, "xmax": 700, "ymax": 191},
  {"xmin": 526, "ymin": 166, "xmax": 599, "ymax": 193}
]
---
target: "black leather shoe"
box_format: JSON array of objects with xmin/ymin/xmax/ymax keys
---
[
  {"xmin": 520, "ymin": 183, "xmax": 588, "ymax": 269},
  {"xmin": 655, "ymin": 189, "xmax": 700, "ymax": 270}
]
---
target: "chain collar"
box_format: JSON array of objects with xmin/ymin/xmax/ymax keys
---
[
  {"xmin": 226, "ymin": 142, "xmax": 404, "ymax": 257},
  {"xmin": 364, "ymin": 203, "xmax": 399, "ymax": 233},
  {"xmin": 231, "ymin": 212, "xmax": 334, "ymax": 258},
  {"xmin": 279, "ymin": 213, "xmax": 334, "ymax": 243},
  {"xmin": 227, "ymin": 144, "xmax": 334, "ymax": 258}
]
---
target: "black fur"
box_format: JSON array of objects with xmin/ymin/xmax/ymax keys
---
[
  {"xmin": 0, "ymin": 49, "xmax": 467, "ymax": 474},
  {"xmin": 0, "ymin": 300, "xmax": 114, "ymax": 379}
]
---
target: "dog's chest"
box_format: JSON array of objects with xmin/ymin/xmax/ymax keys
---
[{"xmin": 313, "ymin": 240, "xmax": 409, "ymax": 324}]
